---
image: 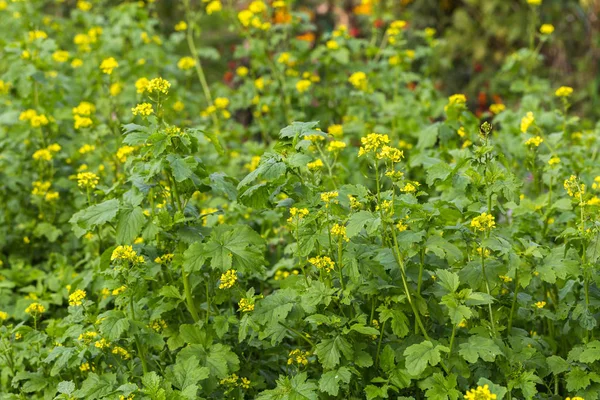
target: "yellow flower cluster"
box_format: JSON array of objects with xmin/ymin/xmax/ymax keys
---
[
  {"xmin": 386, "ymin": 20, "xmax": 407, "ymax": 44},
  {"xmin": 358, "ymin": 133, "xmax": 390, "ymax": 157},
  {"xmin": 327, "ymin": 140, "xmax": 346, "ymax": 152},
  {"xmin": 377, "ymin": 145, "xmax": 404, "ymax": 163},
  {"xmin": 79, "ymin": 362, "xmax": 93, "ymax": 372},
  {"xmin": 25, "ymin": 302, "xmax": 46, "ymax": 315},
  {"xmin": 147, "ymin": 77, "xmax": 171, "ymax": 95},
  {"xmin": 175, "ymin": 21, "xmax": 187, "ymax": 31},
  {"xmin": 525, "ymin": 136, "xmax": 544, "ymax": 147},
  {"xmin": 328, "ymin": 124, "xmax": 343, "ymax": 137},
  {"xmin": 535, "ymin": 301, "xmax": 546, "ymax": 308},
  {"xmin": 94, "ymin": 338, "xmax": 110, "ymax": 349},
  {"xmin": 274, "ymin": 269, "xmax": 299, "ymax": 280},
  {"xmin": 78, "ymin": 331, "xmax": 98, "ymax": 344},
  {"xmin": 464, "ymin": 385, "xmax": 497, "ymax": 400},
  {"xmin": 154, "ymin": 253, "xmax": 174, "ymax": 264},
  {"xmin": 520, "ymin": 112, "xmax": 535, "ymax": 133},
  {"xmin": 287, "ymin": 349, "xmax": 310, "ymax": 366},
  {"xmin": 307, "ymin": 159, "xmax": 324, "ymax": 170},
  {"xmin": 72, "ymin": 101, "xmax": 95, "ymax": 129},
  {"xmin": 348, "ymin": 71, "xmax": 367, "ymax": 90},
  {"xmin": 219, "ymin": 269, "xmax": 237, "ymax": 289},
  {"xmin": 296, "ymin": 79, "xmax": 312, "ymax": 93},
  {"xmin": 111, "ymin": 245, "xmax": 143, "ymax": 263},
  {"xmin": 308, "ymin": 255, "xmax": 335, "ymax": 272},
  {"xmin": 149, "ymin": 319, "xmax": 168, "ymax": 332},
  {"xmin": 68, "ymin": 289, "xmax": 86, "ymax": 306},
  {"xmin": 112, "ymin": 345, "xmax": 131, "ymax": 359},
  {"xmin": 77, "ymin": 172, "xmax": 99, "ymax": 189},
  {"xmin": 238, "ymin": 298, "xmax": 255, "ymax": 312},
  {"xmin": 33, "ymin": 143, "xmax": 60, "ymax": 161},
  {"xmin": 132, "ymin": 103, "xmax": 154, "ymax": 116},
  {"xmin": 477, "ymin": 247, "xmax": 491, "ymax": 258},
  {"xmin": 401, "ymin": 181, "xmax": 420, "ymax": 193},
  {"xmin": 527, "ymin": 0, "xmax": 541, "ymax": 5},
  {"xmin": 116, "ymin": 145, "xmax": 135, "ymax": 163},
  {"xmin": 565, "ymin": 397, "xmax": 584, "ymax": 400},
  {"xmin": 331, "ymin": 223, "xmax": 349, "ymax": 242},
  {"xmin": 499, "ymin": 275, "xmax": 513, "ymax": 283},
  {"xmin": 79, "ymin": 144, "xmax": 95, "ymax": 154},
  {"xmin": 52, "ymin": 50, "xmax": 70, "ymax": 63},
  {"xmin": 320, "ymin": 191, "xmax": 339, "ymax": 206},
  {"xmin": 548, "ymin": 156, "xmax": 561, "ymax": 166},
  {"xmin": 99, "ymin": 57, "xmax": 118, "ymax": 74},
  {"xmin": 112, "ymin": 285, "xmax": 127, "ymax": 296},
  {"xmin": 470, "ymin": 212, "xmax": 496, "ymax": 232},
  {"xmin": 20, "ymin": 109, "xmax": 49, "ymax": 128},
  {"xmin": 287, "ymin": 207, "xmax": 309, "ymax": 223},
  {"xmin": 489, "ymin": 103, "xmax": 506, "ymax": 114},
  {"xmin": 445, "ymin": 94, "xmax": 467, "ymax": 111},
  {"xmin": 220, "ymin": 374, "xmax": 251, "ymax": 389},
  {"xmin": 564, "ymin": 175, "xmax": 585, "ymax": 197},
  {"xmin": 206, "ymin": 1, "xmax": 222, "ymax": 15},
  {"xmin": 238, "ymin": 1, "xmax": 271, "ymax": 30},
  {"xmin": 0, "ymin": 311, "xmax": 8, "ymax": 320},
  {"xmin": 555, "ymin": 86, "xmax": 573, "ymax": 97},
  {"xmin": 31, "ymin": 181, "xmax": 58, "ymax": 201}
]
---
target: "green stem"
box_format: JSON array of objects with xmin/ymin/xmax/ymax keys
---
[
  {"xmin": 448, "ymin": 324, "xmax": 457, "ymax": 355},
  {"xmin": 481, "ymin": 243, "xmax": 497, "ymax": 336},
  {"xmin": 507, "ymin": 271, "xmax": 520, "ymax": 334},
  {"xmin": 375, "ymin": 319, "xmax": 387, "ymax": 368},
  {"xmin": 130, "ymin": 295, "xmax": 148, "ymax": 374},
  {"xmin": 279, "ymin": 322, "xmax": 315, "ymax": 347},
  {"xmin": 337, "ymin": 238, "xmax": 345, "ymax": 291},
  {"xmin": 182, "ymin": 264, "xmax": 200, "ymax": 323}
]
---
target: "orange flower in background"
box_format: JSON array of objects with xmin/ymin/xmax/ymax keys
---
[
  {"xmin": 354, "ymin": 0, "xmax": 372, "ymax": 15},
  {"xmin": 273, "ymin": 10, "xmax": 291, "ymax": 24},
  {"xmin": 296, "ymin": 32, "xmax": 316, "ymax": 42}
]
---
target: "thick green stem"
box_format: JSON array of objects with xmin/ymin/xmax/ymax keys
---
[
  {"xmin": 507, "ymin": 271, "xmax": 520, "ymax": 334},
  {"xmin": 481, "ymin": 244, "xmax": 497, "ymax": 336}
]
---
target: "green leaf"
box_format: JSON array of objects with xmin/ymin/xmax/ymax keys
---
[
  {"xmin": 346, "ymin": 211, "xmax": 381, "ymax": 238},
  {"xmin": 579, "ymin": 341, "xmax": 600, "ymax": 363},
  {"xmin": 183, "ymin": 242, "xmax": 207, "ymax": 273},
  {"xmin": 477, "ymin": 378, "xmax": 507, "ymax": 400},
  {"xmin": 254, "ymin": 288, "xmax": 297, "ymax": 344},
  {"xmin": 97, "ymin": 310, "xmax": 130, "ymax": 341},
  {"xmin": 315, "ymin": 335, "xmax": 353, "ymax": 370},
  {"xmin": 319, "ymin": 367, "xmax": 351, "ymax": 396},
  {"xmin": 203, "ymin": 225, "xmax": 265, "ymax": 273},
  {"xmin": 116, "ymin": 206, "xmax": 145, "ymax": 244},
  {"xmin": 141, "ymin": 372, "xmax": 167, "ymax": 400},
  {"xmin": 435, "ymin": 269, "xmax": 460, "ymax": 292},
  {"xmin": 256, "ymin": 372, "xmax": 318, "ymax": 400},
  {"xmin": 419, "ymin": 372, "xmax": 461, "ymax": 400},
  {"xmin": 166, "ymin": 356, "xmax": 209, "ymax": 400},
  {"xmin": 547, "ymin": 355, "xmax": 570, "ymax": 375},
  {"xmin": 167, "ymin": 155, "xmax": 197, "ymax": 182},
  {"xmin": 74, "ymin": 373, "xmax": 117, "ymax": 399},
  {"xmin": 458, "ymin": 336, "xmax": 503, "ymax": 363},
  {"xmin": 417, "ymin": 123, "xmax": 439, "ymax": 149},
  {"xmin": 403, "ymin": 341, "xmax": 448, "ymax": 375},
  {"xmin": 57, "ymin": 381, "xmax": 76, "ymax": 395},
  {"xmin": 44, "ymin": 346, "xmax": 75, "ymax": 376},
  {"xmin": 279, "ymin": 121, "xmax": 320, "ymax": 139},
  {"xmin": 69, "ymin": 199, "xmax": 120, "ymax": 237}
]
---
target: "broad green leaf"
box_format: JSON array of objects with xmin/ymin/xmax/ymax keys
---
[
  {"xmin": 97, "ymin": 310, "xmax": 130, "ymax": 341},
  {"xmin": 166, "ymin": 356, "xmax": 209, "ymax": 399},
  {"xmin": 318, "ymin": 367, "xmax": 351, "ymax": 396},
  {"xmin": 74, "ymin": 373, "xmax": 117, "ymax": 399},
  {"xmin": 69, "ymin": 199, "xmax": 120, "ymax": 237},
  {"xmin": 116, "ymin": 206, "xmax": 145, "ymax": 244},
  {"xmin": 203, "ymin": 225, "xmax": 265, "ymax": 273},
  {"xmin": 418, "ymin": 372, "xmax": 461, "ymax": 400},
  {"xmin": 458, "ymin": 336, "xmax": 503, "ymax": 363},
  {"xmin": 403, "ymin": 341, "xmax": 448, "ymax": 375},
  {"xmin": 315, "ymin": 335, "xmax": 353, "ymax": 370}
]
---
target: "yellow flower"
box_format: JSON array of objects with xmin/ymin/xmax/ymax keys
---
[
  {"xmin": 28, "ymin": 30, "xmax": 48, "ymax": 41},
  {"xmin": 527, "ymin": 0, "xmax": 541, "ymax": 5},
  {"xmin": 238, "ymin": 10, "xmax": 254, "ymax": 27},
  {"xmin": 445, "ymin": 94, "xmax": 467, "ymax": 111},
  {"xmin": 175, "ymin": 21, "xmax": 188, "ymax": 31},
  {"xmin": 307, "ymin": 159, "xmax": 324, "ymax": 170},
  {"xmin": 94, "ymin": 338, "xmax": 110, "ymax": 349},
  {"xmin": 308, "ymin": 255, "xmax": 335, "ymax": 272},
  {"xmin": 520, "ymin": 112, "xmax": 535, "ymax": 133},
  {"xmin": 25, "ymin": 302, "xmax": 46, "ymax": 315},
  {"xmin": 111, "ymin": 245, "xmax": 141, "ymax": 263},
  {"xmin": 358, "ymin": 133, "xmax": 390, "ymax": 156},
  {"xmin": 147, "ymin": 77, "xmax": 171, "ymax": 94},
  {"xmin": 249, "ymin": 1, "xmax": 267, "ymax": 13},
  {"xmin": 254, "ymin": 77, "xmax": 265, "ymax": 90},
  {"xmin": 540, "ymin": 24, "xmax": 554, "ymax": 35},
  {"xmin": 320, "ymin": 191, "xmax": 339, "ymax": 205},
  {"xmin": 535, "ymin": 301, "xmax": 546, "ymax": 308},
  {"xmin": 112, "ymin": 346, "xmax": 131, "ymax": 359},
  {"xmin": 149, "ymin": 319, "xmax": 168, "ymax": 332},
  {"xmin": 565, "ymin": 397, "xmax": 584, "ymax": 400},
  {"xmin": 206, "ymin": 0, "xmax": 222, "ymax": 14},
  {"xmin": 173, "ymin": 101, "xmax": 185, "ymax": 111},
  {"xmin": 68, "ymin": 289, "xmax": 86, "ymax": 306},
  {"xmin": 219, "ymin": 269, "xmax": 237, "ymax": 289},
  {"xmin": 401, "ymin": 181, "xmax": 420, "ymax": 193},
  {"xmin": 110, "ymin": 83, "xmax": 123, "ymax": 96},
  {"xmin": 132, "ymin": 103, "xmax": 154, "ymax": 116},
  {"xmin": 33, "ymin": 149, "xmax": 52, "ymax": 161},
  {"xmin": 470, "ymin": 212, "xmax": 496, "ymax": 232},
  {"xmin": 177, "ymin": 56, "xmax": 196, "ymax": 70},
  {"xmin": 245, "ymin": 155, "xmax": 261, "ymax": 171},
  {"xmin": 112, "ymin": 286, "xmax": 127, "ymax": 296},
  {"xmin": 548, "ymin": 156, "xmax": 560, "ymax": 166},
  {"xmin": 328, "ymin": 124, "xmax": 343, "ymax": 137},
  {"xmin": 331, "ymin": 223, "xmax": 349, "ymax": 242},
  {"xmin": 77, "ymin": 0, "xmax": 92, "ymax": 11},
  {"xmin": 555, "ymin": 86, "xmax": 573, "ymax": 97},
  {"xmin": 135, "ymin": 77, "xmax": 150, "ymax": 94},
  {"xmin": 100, "ymin": 57, "xmax": 119, "ymax": 75},
  {"xmin": 52, "ymin": 50, "xmax": 70, "ymax": 63},
  {"xmin": 238, "ymin": 298, "xmax": 255, "ymax": 312},
  {"xmin": 377, "ymin": 145, "xmax": 403, "ymax": 162},
  {"xmin": 71, "ymin": 58, "xmax": 83, "ymax": 68},
  {"xmin": 236, "ymin": 66, "xmax": 249, "ymax": 77},
  {"xmin": 74, "ymin": 115, "xmax": 93, "ymax": 129},
  {"xmin": 499, "ymin": 275, "xmax": 512, "ymax": 283},
  {"xmin": 489, "ymin": 103, "xmax": 506, "ymax": 114},
  {"xmin": 296, "ymin": 79, "xmax": 312, "ymax": 93},
  {"xmin": 464, "ymin": 384, "xmax": 497, "ymax": 400},
  {"xmin": 0, "ymin": 311, "xmax": 9, "ymax": 320},
  {"xmin": 327, "ymin": 140, "xmax": 346, "ymax": 152},
  {"xmin": 348, "ymin": 71, "xmax": 367, "ymax": 90},
  {"xmin": 77, "ymin": 172, "xmax": 99, "ymax": 189},
  {"xmin": 287, "ymin": 207, "xmax": 309, "ymax": 223},
  {"xmin": 214, "ymin": 97, "xmax": 229, "ymax": 109},
  {"xmin": 116, "ymin": 146, "xmax": 135, "ymax": 162},
  {"xmin": 564, "ymin": 175, "xmax": 585, "ymax": 197},
  {"xmin": 525, "ymin": 136, "xmax": 544, "ymax": 147},
  {"xmin": 287, "ymin": 349, "xmax": 310, "ymax": 366},
  {"xmin": 326, "ymin": 40, "xmax": 339, "ymax": 50},
  {"xmin": 73, "ymin": 101, "xmax": 96, "ymax": 116}
]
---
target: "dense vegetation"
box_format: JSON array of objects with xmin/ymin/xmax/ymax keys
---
[{"xmin": 1, "ymin": 1, "xmax": 599, "ymax": 399}]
